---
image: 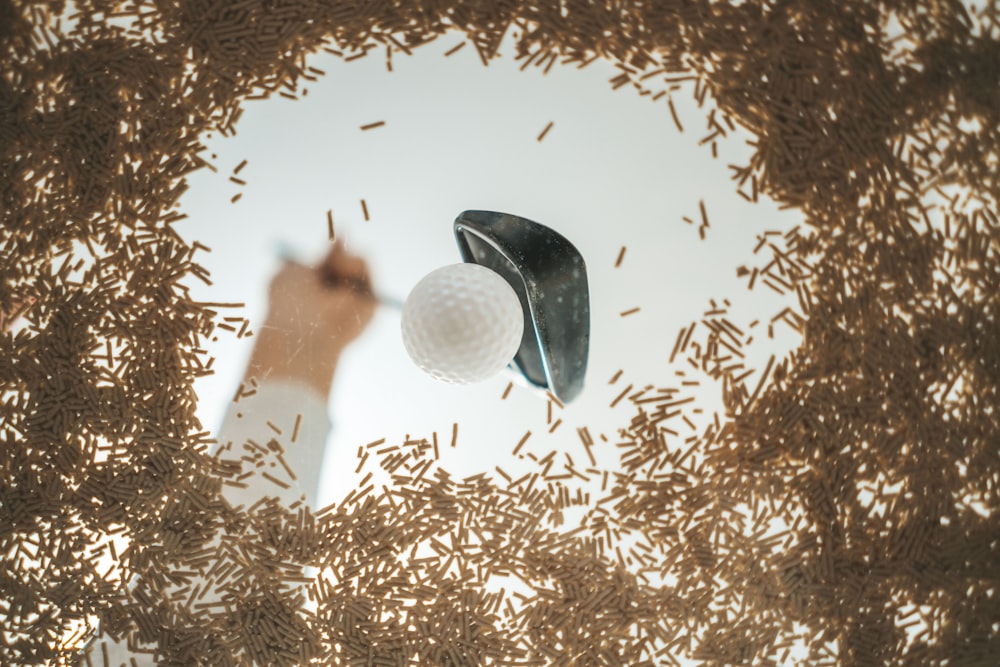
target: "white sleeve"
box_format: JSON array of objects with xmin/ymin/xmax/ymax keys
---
[
  {"xmin": 88, "ymin": 379, "xmax": 331, "ymax": 666},
  {"xmin": 215, "ymin": 378, "xmax": 332, "ymax": 508}
]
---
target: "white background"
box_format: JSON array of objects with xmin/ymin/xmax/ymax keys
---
[{"xmin": 179, "ymin": 33, "xmax": 803, "ymax": 508}]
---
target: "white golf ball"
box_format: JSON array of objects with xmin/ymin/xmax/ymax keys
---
[{"xmin": 401, "ymin": 263, "xmax": 524, "ymax": 384}]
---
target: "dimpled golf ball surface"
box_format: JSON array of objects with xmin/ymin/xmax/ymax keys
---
[{"xmin": 402, "ymin": 263, "xmax": 524, "ymax": 384}]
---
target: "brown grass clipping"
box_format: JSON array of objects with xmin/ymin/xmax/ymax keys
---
[{"xmin": 2, "ymin": 1, "xmax": 998, "ymax": 665}]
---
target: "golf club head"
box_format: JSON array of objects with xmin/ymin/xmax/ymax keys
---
[{"xmin": 454, "ymin": 210, "xmax": 590, "ymax": 403}]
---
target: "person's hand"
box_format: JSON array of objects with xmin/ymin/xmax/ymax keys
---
[
  {"xmin": 264, "ymin": 241, "xmax": 376, "ymax": 347},
  {"xmin": 247, "ymin": 242, "xmax": 376, "ymax": 398}
]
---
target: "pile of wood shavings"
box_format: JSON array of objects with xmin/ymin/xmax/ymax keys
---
[{"xmin": 2, "ymin": 1, "xmax": 998, "ymax": 665}]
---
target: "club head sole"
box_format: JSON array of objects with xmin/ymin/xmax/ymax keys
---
[{"xmin": 454, "ymin": 210, "xmax": 590, "ymax": 403}]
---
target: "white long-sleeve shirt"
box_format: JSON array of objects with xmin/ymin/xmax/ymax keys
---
[
  {"xmin": 88, "ymin": 379, "xmax": 330, "ymax": 666},
  {"xmin": 215, "ymin": 378, "xmax": 332, "ymax": 509}
]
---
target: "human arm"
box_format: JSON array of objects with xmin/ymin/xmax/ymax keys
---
[{"xmin": 244, "ymin": 242, "xmax": 376, "ymax": 401}]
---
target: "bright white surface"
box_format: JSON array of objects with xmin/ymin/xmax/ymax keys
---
[
  {"xmin": 401, "ymin": 263, "xmax": 524, "ymax": 384},
  {"xmin": 179, "ymin": 33, "xmax": 804, "ymax": 510}
]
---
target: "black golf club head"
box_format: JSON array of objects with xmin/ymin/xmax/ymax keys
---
[{"xmin": 454, "ymin": 210, "xmax": 590, "ymax": 403}]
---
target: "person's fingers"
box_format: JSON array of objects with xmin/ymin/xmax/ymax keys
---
[
  {"xmin": 319, "ymin": 241, "xmax": 371, "ymax": 295},
  {"xmin": 320, "ymin": 241, "xmax": 366, "ymax": 279}
]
